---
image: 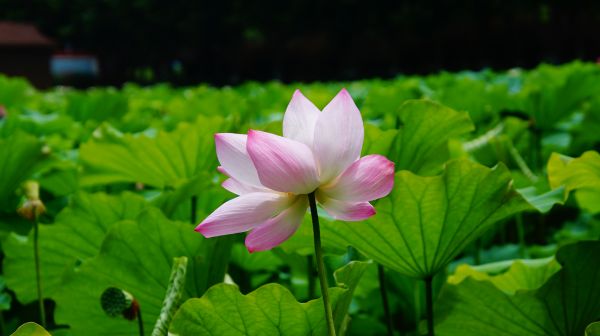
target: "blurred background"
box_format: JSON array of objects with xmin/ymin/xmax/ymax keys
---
[{"xmin": 0, "ymin": 0, "xmax": 599, "ymax": 88}]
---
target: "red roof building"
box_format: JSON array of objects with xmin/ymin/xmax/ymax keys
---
[{"xmin": 0, "ymin": 21, "xmax": 55, "ymax": 88}]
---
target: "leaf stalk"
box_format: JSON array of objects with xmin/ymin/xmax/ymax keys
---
[
  {"xmin": 34, "ymin": 211, "xmax": 46, "ymax": 328},
  {"xmin": 378, "ymin": 264, "xmax": 394, "ymax": 336},
  {"xmin": 424, "ymin": 276, "xmax": 434, "ymax": 336}
]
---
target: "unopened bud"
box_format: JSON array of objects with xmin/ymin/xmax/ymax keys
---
[
  {"xmin": 0, "ymin": 106, "xmax": 6, "ymax": 119},
  {"xmin": 17, "ymin": 181, "xmax": 46, "ymax": 221},
  {"xmin": 100, "ymin": 287, "xmax": 140, "ymax": 321}
]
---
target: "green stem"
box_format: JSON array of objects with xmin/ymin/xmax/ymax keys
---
[
  {"xmin": 307, "ymin": 255, "xmax": 315, "ymax": 299},
  {"xmin": 413, "ymin": 280, "xmax": 421, "ymax": 329},
  {"xmin": 508, "ymin": 140, "xmax": 538, "ymax": 183},
  {"xmin": 191, "ymin": 195, "xmax": 198, "ymax": 224},
  {"xmin": 307, "ymin": 192, "xmax": 336, "ymax": 336},
  {"xmin": 424, "ymin": 276, "xmax": 434, "ymax": 336},
  {"xmin": 0, "ymin": 311, "xmax": 6, "ymax": 336},
  {"xmin": 33, "ymin": 214, "xmax": 46, "ymax": 328},
  {"xmin": 473, "ymin": 239, "xmax": 481, "ymax": 265},
  {"xmin": 138, "ymin": 307, "xmax": 144, "ymax": 336},
  {"xmin": 378, "ymin": 264, "xmax": 393, "ymax": 336},
  {"xmin": 516, "ymin": 214, "xmax": 528, "ymax": 258},
  {"xmin": 530, "ymin": 128, "xmax": 540, "ymax": 172}
]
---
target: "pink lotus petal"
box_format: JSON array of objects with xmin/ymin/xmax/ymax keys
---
[
  {"xmin": 283, "ymin": 90, "xmax": 321, "ymax": 148},
  {"xmin": 313, "ymin": 88, "xmax": 364, "ymax": 183},
  {"xmin": 247, "ymin": 130, "xmax": 320, "ymax": 194},
  {"xmin": 245, "ymin": 196, "xmax": 308, "ymax": 252},
  {"xmin": 195, "ymin": 192, "xmax": 292, "ymax": 238},
  {"xmin": 215, "ymin": 133, "xmax": 263, "ymax": 187},
  {"xmin": 321, "ymin": 154, "xmax": 395, "ymax": 202},
  {"xmin": 318, "ymin": 196, "xmax": 375, "ymax": 221},
  {"xmin": 222, "ymin": 178, "xmax": 268, "ymax": 195}
]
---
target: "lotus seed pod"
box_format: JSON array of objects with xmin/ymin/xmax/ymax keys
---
[{"xmin": 100, "ymin": 287, "xmax": 135, "ymax": 319}]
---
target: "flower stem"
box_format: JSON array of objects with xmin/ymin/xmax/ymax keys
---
[
  {"xmin": 378, "ymin": 264, "xmax": 393, "ymax": 336},
  {"xmin": 424, "ymin": 276, "xmax": 434, "ymax": 336},
  {"xmin": 307, "ymin": 192, "xmax": 336, "ymax": 336},
  {"xmin": 33, "ymin": 212, "xmax": 46, "ymax": 328}
]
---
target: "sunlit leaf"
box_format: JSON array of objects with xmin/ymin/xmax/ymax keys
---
[
  {"xmin": 515, "ymin": 185, "xmax": 566, "ymax": 213},
  {"xmin": 436, "ymin": 241, "xmax": 600, "ymax": 336},
  {"xmin": 169, "ymin": 261, "xmax": 370, "ymax": 335},
  {"xmin": 10, "ymin": 322, "xmax": 51, "ymax": 336},
  {"xmin": 448, "ymin": 257, "xmax": 560, "ymax": 294},
  {"xmin": 548, "ymin": 151, "xmax": 600, "ymax": 213}
]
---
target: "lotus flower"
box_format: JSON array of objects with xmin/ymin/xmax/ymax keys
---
[{"xmin": 195, "ymin": 89, "xmax": 394, "ymax": 252}]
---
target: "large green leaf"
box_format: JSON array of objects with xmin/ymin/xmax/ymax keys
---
[
  {"xmin": 79, "ymin": 115, "xmax": 228, "ymax": 188},
  {"xmin": 548, "ymin": 151, "xmax": 600, "ymax": 213},
  {"xmin": 53, "ymin": 208, "xmax": 231, "ymax": 335},
  {"xmin": 436, "ymin": 241, "xmax": 600, "ymax": 336},
  {"xmin": 3, "ymin": 192, "xmax": 149, "ymax": 303},
  {"xmin": 169, "ymin": 261, "xmax": 370, "ymax": 336},
  {"xmin": 320, "ymin": 159, "xmax": 530, "ymax": 278},
  {"xmin": 390, "ymin": 100, "xmax": 474, "ymax": 174},
  {"xmin": 0, "ymin": 131, "xmax": 45, "ymax": 212}
]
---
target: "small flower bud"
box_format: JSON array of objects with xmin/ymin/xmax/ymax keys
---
[
  {"xmin": 0, "ymin": 106, "xmax": 6, "ymax": 119},
  {"xmin": 17, "ymin": 181, "xmax": 46, "ymax": 221}
]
